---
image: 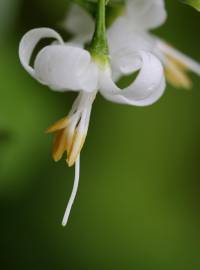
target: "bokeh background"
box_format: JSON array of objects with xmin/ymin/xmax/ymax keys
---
[{"xmin": 0, "ymin": 0, "xmax": 200, "ymax": 269}]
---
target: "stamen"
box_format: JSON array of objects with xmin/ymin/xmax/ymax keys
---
[
  {"xmin": 165, "ymin": 57, "xmax": 192, "ymax": 89},
  {"xmin": 67, "ymin": 109, "xmax": 90, "ymax": 167},
  {"xmin": 52, "ymin": 129, "xmax": 68, "ymax": 162},
  {"xmin": 65, "ymin": 117, "xmax": 80, "ymax": 155},
  {"xmin": 46, "ymin": 116, "xmax": 69, "ymax": 134},
  {"xmin": 67, "ymin": 130, "xmax": 86, "ymax": 167},
  {"xmin": 62, "ymin": 155, "xmax": 80, "ymax": 226},
  {"xmin": 158, "ymin": 40, "xmax": 200, "ymax": 76}
]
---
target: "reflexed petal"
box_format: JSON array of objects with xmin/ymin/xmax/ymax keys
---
[
  {"xmin": 108, "ymin": 18, "xmax": 155, "ymax": 80},
  {"xmin": 108, "ymin": 18, "xmax": 155, "ymax": 56},
  {"xmin": 34, "ymin": 45, "xmax": 98, "ymax": 92},
  {"xmin": 125, "ymin": 0, "xmax": 167, "ymax": 30},
  {"xmin": 19, "ymin": 28, "xmax": 64, "ymax": 78},
  {"xmin": 63, "ymin": 3, "xmax": 94, "ymax": 43},
  {"xmin": 99, "ymin": 51, "xmax": 166, "ymax": 106}
]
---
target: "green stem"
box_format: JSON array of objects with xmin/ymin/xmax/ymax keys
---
[
  {"xmin": 96, "ymin": 0, "xmax": 107, "ymax": 35},
  {"xmin": 89, "ymin": 0, "xmax": 109, "ymax": 63}
]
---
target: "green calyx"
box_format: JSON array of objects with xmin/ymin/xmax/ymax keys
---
[{"xmin": 89, "ymin": 0, "xmax": 110, "ymax": 68}]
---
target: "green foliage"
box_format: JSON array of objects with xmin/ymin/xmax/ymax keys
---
[
  {"xmin": 180, "ymin": 0, "xmax": 200, "ymax": 11},
  {"xmin": 0, "ymin": 0, "xmax": 20, "ymax": 36}
]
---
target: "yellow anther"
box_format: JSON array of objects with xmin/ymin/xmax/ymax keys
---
[
  {"xmin": 46, "ymin": 116, "xmax": 69, "ymax": 134},
  {"xmin": 52, "ymin": 129, "xmax": 68, "ymax": 162}
]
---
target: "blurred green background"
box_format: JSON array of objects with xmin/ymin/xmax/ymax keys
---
[{"xmin": 0, "ymin": 0, "xmax": 200, "ymax": 269}]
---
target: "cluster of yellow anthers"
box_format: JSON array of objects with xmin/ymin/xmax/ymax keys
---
[
  {"xmin": 47, "ymin": 116, "xmax": 86, "ymax": 167},
  {"xmin": 165, "ymin": 53, "xmax": 192, "ymax": 89}
]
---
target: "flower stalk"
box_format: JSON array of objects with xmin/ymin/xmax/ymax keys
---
[{"xmin": 89, "ymin": 0, "xmax": 109, "ymax": 67}]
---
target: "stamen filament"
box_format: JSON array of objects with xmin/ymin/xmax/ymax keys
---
[{"xmin": 62, "ymin": 155, "xmax": 80, "ymax": 226}]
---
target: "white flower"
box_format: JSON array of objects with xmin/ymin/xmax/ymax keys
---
[
  {"xmin": 64, "ymin": 0, "xmax": 200, "ymax": 89},
  {"xmin": 19, "ymin": 27, "xmax": 165, "ymax": 226},
  {"xmin": 108, "ymin": 0, "xmax": 200, "ymax": 89}
]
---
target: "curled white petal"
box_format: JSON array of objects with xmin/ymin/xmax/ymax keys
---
[
  {"xmin": 99, "ymin": 51, "xmax": 166, "ymax": 107},
  {"xmin": 19, "ymin": 28, "xmax": 64, "ymax": 78},
  {"xmin": 34, "ymin": 45, "xmax": 98, "ymax": 92},
  {"xmin": 108, "ymin": 19, "xmax": 156, "ymax": 81}
]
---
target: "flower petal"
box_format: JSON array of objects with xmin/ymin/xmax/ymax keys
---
[
  {"xmin": 108, "ymin": 18, "xmax": 155, "ymax": 81},
  {"xmin": 125, "ymin": 0, "xmax": 167, "ymax": 30},
  {"xmin": 34, "ymin": 45, "xmax": 98, "ymax": 92},
  {"xmin": 63, "ymin": 3, "xmax": 94, "ymax": 44},
  {"xmin": 108, "ymin": 18, "xmax": 155, "ymax": 56},
  {"xmin": 99, "ymin": 51, "xmax": 166, "ymax": 107},
  {"xmin": 19, "ymin": 28, "xmax": 64, "ymax": 78}
]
